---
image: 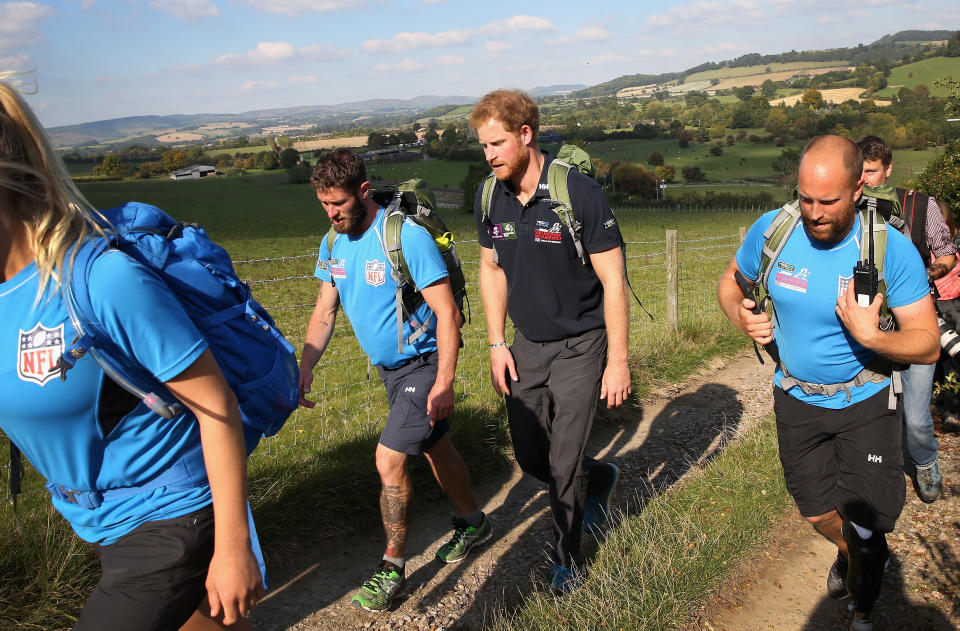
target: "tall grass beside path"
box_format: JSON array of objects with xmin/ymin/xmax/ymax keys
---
[{"xmin": 488, "ymin": 415, "xmax": 791, "ymax": 631}]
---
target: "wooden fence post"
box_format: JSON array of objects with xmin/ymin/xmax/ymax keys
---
[
  {"xmin": 666, "ymin": 229, "xmax": 678, "ymax": 331},
  {"xmin": 739, "ymin": 226, "xmax": 747, "ymax": 244}
]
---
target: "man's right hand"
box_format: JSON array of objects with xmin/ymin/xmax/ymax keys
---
[
  {"xmin": 739, "ymin": 298, "xmax": 773, "ymax": 345},
  {"xmin": 298, "ymin": 366, "xmax": 316, "ymax": 408},
  {"xmin": 489, "ymin": 345, "xmax": 518, "ymax": 396}
]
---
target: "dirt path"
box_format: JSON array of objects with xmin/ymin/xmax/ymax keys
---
[
  {"xmin": 250, "ymin": 351, "xmax": 959, "ymax": 631},
  {"xmin": 688, "ymin": 412, "xmax": 960, "ymax": 630},
  {"xmin": 249, "ymin": 351, "xmax": 774, "ymax": 631}
]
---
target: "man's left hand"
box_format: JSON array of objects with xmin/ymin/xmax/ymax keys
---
[
  {"xmin": 600, "ymin": 361, "xmax": 632, "ymax": 409},
  {"xmin": 426, "ymin": 382, "xmax": 455, "ymax": 424},
  {"xmin": 836, "ymin": 285, "xmax": 881, "ymax": 348}
]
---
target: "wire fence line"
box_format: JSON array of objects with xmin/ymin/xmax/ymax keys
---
[{"xmin": 1, "ymin": 223, "xmax": 750, "ymax": 505}]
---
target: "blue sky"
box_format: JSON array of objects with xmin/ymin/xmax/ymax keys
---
[{"xmin": 4, "ymin": 0, "xmax": 956, "ymax": 128}]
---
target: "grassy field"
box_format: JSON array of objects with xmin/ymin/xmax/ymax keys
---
[
  {"xmin": 873, "ymin": 56, "xmax": 960, "ymax": 98},
  {"xmin": 0, "ymin": 170, "xmax": 763, "ymax": 629},
  {"xmin": 685, "ymin": 60, "xmax": 849, "ymax": 84},
  {"xmin": 367, "ymin": 159, "xmax": 475, "ymax": 188}
]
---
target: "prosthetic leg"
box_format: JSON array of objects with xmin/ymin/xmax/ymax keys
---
[{"xmin": 843, "ymin": 521, "xmax": 889, "ymax": 631}]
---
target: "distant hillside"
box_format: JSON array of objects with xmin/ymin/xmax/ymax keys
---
[
  {"xmin": 529, "ymin": 84, "xmax": 588, "ymax": 97},
  {"xmin": 47, "ymin": 95, "xmax": 479, "ymax": 148},
  {"xmin": 572, "ymin": 29, "xmax": 955, "ymax": 98}
]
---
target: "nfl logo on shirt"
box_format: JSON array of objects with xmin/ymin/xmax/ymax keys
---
[
  {"xmin": 365, "ymin": 259, "xmax": 386, "ymax": 287},
  {"xmin": 17, "ymin": 323, "xmax": 65, "ymax": 386}
]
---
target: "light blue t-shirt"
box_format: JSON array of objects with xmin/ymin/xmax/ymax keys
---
[
  {"xmin": 737, "ymin": 208, "xmax": 930, "ymax": 409},
  {"xmin": 0, "ymin": 250, "xmax": 210, "ymax": 544},
  {"xmin": 314, "ymin": 206, "xmax": 448, "ymax": 369}
]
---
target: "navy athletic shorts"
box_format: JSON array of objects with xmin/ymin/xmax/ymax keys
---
[
  {"xmin": 376, "ymin": 351, "xmax": 450, "ymax": 455},
  {"xmin": 773, "ymin": 386, "xmax": 906, "ymax": 533},
  {"xmin": 73, "ymin": 505, "xmax": 214, "ymax": 631}
]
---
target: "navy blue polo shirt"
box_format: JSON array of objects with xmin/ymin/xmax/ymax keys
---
[{"xmin": 474, "ymin": 153, "xmax": 624, "ymax": 342}]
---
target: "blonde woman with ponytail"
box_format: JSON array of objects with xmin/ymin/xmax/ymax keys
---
[{"xmin": 0, "ymin": 73, "xmax": 263, "ymax": 631}]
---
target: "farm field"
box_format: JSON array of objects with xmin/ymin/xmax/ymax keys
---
[
  {"xmin": 873, "ymin": 56, "xmax": 960, "ymax": 98},
  {"xmin": 709, "ymin": 66, "xmax": 850, "ymax": 91},
  {"xmin": 684, "ymin": 60, "xmax": 849, "ymax": 83},
  {"xmin": 770, "ymin": 87, "xmax": 871, "ymax": 106},
  {"xmin": 366, "ymin": 158, "xmax": 474, "ymax": 188},
  {"xmin": 293, "ymin": 134, "xmax": 369, "ymax": 152}
]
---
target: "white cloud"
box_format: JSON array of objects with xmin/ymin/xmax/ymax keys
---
[
  {"xmin": 362, "ymin": 14, "xmax": 555, "ymax": 54},
  {"xmin": 149, "ymin": 0, "xmax": 220, "ymax": 22},
  {"xmin": 363, "ymin": 29, "xmax": 471, "ymax": 54},
  {"xmin": 593, "ymin": 53, "xmax": 629, "ymax": 63},
  {"xmin": 555, "ymin": 26, "xmax": 612, "ymax": 44},
  {"xmin": 96, "ymin": 74, "xmax": 123, "ymax": 85},
  {"xmin": 286, "ymin": 74, "xmax": 319, "ymax": 84},
  {"xmin": 481, "ymin": 14, "xmax": 554, "ymax": 34},
  {"xmin": 435, "ymin": 54, "xmax": 467, "ymax": 65},
  {"xmin": 0, "ymin": 53, "xmax": 31, "ymax": 69},
  {"xmin": 817, "ymin": 15, "xmax": 842, "ymax": 23},
  {"xmin": 645, "ymin": 1, "xmax": 766, "ymax": 29},
  {"xmin": 371, "ymin": 58, "xmax": 424, "ymax": 72},
  {"xmin": 484, "ymin": 40, "xmax": 512, "ymax": 54},
  {"xmin": 195, "ymin": 41, "xmax": 350, "ymax": 68},
  {"xmin": 0, "ymin": 2, "xmax": 54, "ymax": 55},
  {"xmin": 241, "ymin": 79, "xmax": 280, "ymax": 91},
  {"xmin": 238, "ymin": 0, "xmax": 369, "ymax": 17}
]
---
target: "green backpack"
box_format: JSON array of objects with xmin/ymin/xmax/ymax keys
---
[
  {"xmin": 479, "ymin": 143, "xmax": 592, "ymax": 265},
  {"xmin": 755, "ymin": 196, "xmax": 894, "ymax": 330},
  {"xmin": 478, "ymin": 143, "xmax": 652, "ymax": 318},
  {"xmin": 326, "ymin": 179, "xmax": 467, "ymax": 353}
]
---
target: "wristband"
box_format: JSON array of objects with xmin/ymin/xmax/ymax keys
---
[{"xmin": 489, "ymin": 342, "xmax": 507, "ymax": 349}]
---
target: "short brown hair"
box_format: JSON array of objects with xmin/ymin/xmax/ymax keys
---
[
  {"xmin": 469, "ymin": 89, "xmax": 539, "ymax": 140},
  {"xmin": 799, "ymin": 135, "xmax": 863, "ymax": 188},
  {"xmin": 855, "ymin": 135, "xmax": 892, "ymax": 167},
  {"xmin": 310, "ymin": 148, "xmax": 366, "ymax": 192}
]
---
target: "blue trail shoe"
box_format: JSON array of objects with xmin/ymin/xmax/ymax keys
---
[
  {"xmin": 550, "ymin": 564, "xmax": 586, "ymax": 595},
  {"xmin": 583, "ymin": 462, "xmax": 620, "ymax": 534}
]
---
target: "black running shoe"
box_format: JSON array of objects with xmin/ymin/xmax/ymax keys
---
[{"xmin": 827, "ymin": 551, "xmax": 849, "ymax": 600}]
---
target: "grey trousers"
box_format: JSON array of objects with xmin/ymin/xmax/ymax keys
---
[{"xmin": 505, "ymin": 327, "xmax": 607, "ymax": 568}]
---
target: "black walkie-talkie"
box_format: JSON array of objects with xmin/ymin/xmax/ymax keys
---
[{"xmin": 853, "ymin": 198, "xmax": 879, "ymax": 307}]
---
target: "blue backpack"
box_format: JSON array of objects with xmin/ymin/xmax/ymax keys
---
[{"xmin": 58, "ymin": 202, "xmax": 299, "ymax": 454}]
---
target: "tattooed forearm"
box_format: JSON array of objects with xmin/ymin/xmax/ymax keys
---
[{"xmin": 381, "ymin": 485, "xmax": 411, "ymax": 558}]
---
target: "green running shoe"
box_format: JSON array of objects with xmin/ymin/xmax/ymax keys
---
[
  {"xmin": 435, "ymin": 515, "xmax": 492, "ymax": 563},
  {"xmin": 350, "ymin": 562, "xmax": 405, "ymax": 612}
]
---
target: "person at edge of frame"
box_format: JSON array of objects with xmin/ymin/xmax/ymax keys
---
[
  {"xmin": 930, "ymin": 198, "xmax": 960, "ymax": 432},
  {"xmin": 855, "ymin": 134, "xmax": 955, "ymax": 504},
  {"xmin": 470, "ymin": 88, "xmax": 631, "ymax": 594},
  {"xmin": 0, "ymin": 72, "xmax": 263, "ymax": 631},
  {"xmin": 298, "ymin": 148, "xmax": 490, "ymax": 614},
  {"xmin": 717, "ymin": 135, "xmax": 939, "ymax": 631}
]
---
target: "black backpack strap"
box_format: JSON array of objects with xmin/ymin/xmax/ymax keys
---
[
  {"xmin": 898, "ymin": 188, "xmax": 931, "ymax": 264},
  {"xmin": 9, "ymin": 439, "xmax": 24, "ymax": 533}
]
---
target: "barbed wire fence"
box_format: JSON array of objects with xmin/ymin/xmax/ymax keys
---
[{"xmin": 0, "ymin": 217, "xmax": 751, "ymax": 509}]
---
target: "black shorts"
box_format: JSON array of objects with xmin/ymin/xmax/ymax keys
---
[
  {"xmin": 73, "ymin": 505, "xmax": 214, "ymax": 631},
  {"xmin": 774, "ymin": 387, "xmax": 905, "ymax": 533},
  {"xmin": 377, "ymin": 352, "xmax": 450, "ymax": 456}
]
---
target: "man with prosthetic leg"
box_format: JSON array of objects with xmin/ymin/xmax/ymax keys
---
[{"xmin": 718, "ymin": 136, "xmax": 939, "ymax": 630}]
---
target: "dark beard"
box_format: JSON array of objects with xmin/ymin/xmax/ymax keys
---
[
  {"xmin": 801, "ymin": 210, "xmax": 856, "ymax": 245},
  {"xmin": 332, "ymin": 195, "xmax": 368, "ymax": 235}
]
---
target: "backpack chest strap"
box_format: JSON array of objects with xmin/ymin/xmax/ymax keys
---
[{"xmin": 778, "ymin": 357, "xmax": 898, "ymax": 408}]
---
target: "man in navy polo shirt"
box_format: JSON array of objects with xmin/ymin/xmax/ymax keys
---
[
  {"xmin": 470, "ymin": 89, "xmax": 632, "ymax": 592},
  {"xmin": 299, "ymin": 149, "xmax": 489, "ymax": 613}
]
